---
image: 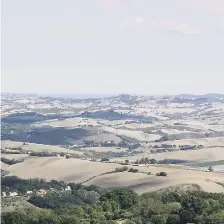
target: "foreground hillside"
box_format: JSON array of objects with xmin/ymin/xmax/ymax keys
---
[{"xmin": 1, "ymin": 176, "xmax": 224, "ymax": 224}]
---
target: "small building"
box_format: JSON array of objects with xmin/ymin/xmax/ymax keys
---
[
  {"xmin": 9, "ymin": 192, "xmax": 18, "ymax": 197},
  {"xmin": 64, "ymin": 186, "xmax": 71, "ymax": 191},
  {"xmin": 26, "ymin": 191, "xmax": 33, "ymax": 195},
  {"xmin": 2, "ymin": 192, "xmax": 7, "ymax": 197}
]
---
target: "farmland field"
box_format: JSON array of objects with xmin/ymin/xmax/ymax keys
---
[
  {"xmin": 84, "ymin": 165, "xmax": 224, "ymax": 193},
  {"xmin": 5, "ymin": 157, "xmax": 123, "ymax": 183},
  {"xmin": 116, "ymin": 147, "xmax": 224, "ymax": 165},
  {"xmin": 1, "ymin": 93, "xmax": 224, "ymax": 195}
]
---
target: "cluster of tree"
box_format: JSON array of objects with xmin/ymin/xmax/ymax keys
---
[
  {"xmin": 29, "ymin": 151, "xmax": 57, "ymax": 157},
  {"xmin": 155, "ymin": 132, "xmax": 212, "ymax": 143},
  {"xmin": 83, "ymin": 140, "xmax": 117, "ymax": 148},
  {"xmin": 151, "ymin": 148, "xmax": 170, "ymax": 153},
  {"xmin": 135, "ymin": 157, "xmax": 188, "ymax": 165},
  {"xmin": 2, "ymin": 184, "xmax": 224, "ymax": 224},
  {"xmin": 156, "ymin": 172, "xmax": 168, "ymax": 176},
  {"xmin": 28, "ymin": 189, "xmax": 100, "ymax": 209},
  {"xmin": 128, "ymin": 143, "xmax": 141, "ymax": 150},
  {"xmin": 101, "ymin": 158, "xmax": 110, "ymax": 162},
  {"xmin": 155, "ymin": 135, "xmax": 169, "ymax": 142},
  {"xmin": 83, "ymin": 140, "xmax": 98, "ymax": 147},
  {"xmin": 1, "ymin": 150, "xmax": 22, "ymax": 154},
  {"xmin": 83, "ymin": 139, "xmax": 141, "ymax": 151},
  {"xmin": 179, "ymin": 145, "xmax": 203, "ymax": 150},
  {"xmin": 95, "ymin": 146, "xmax": 141, "ymax": 159},
  {"xmin": 115, "ymin": 166, "xmax": 129, "ymax": 172},
  {"xmin": 114, "ymin": 165, "xmax": 165, "ymax": 176},
  {"xmin": 1, "ymin": 176, "xmax": 67, "ymax": 195},
  {"xmin": 154, "ymin": 144, "xmax": 176, "ymax": 149},
  {"xmin": 3, "ymin": 147, "xmax": 23, "ymax": 151},
  {"xmin": 118, "ymin": 140, "xmax": 140, "ymax": 150},
  {"xmin": 101, "ymin": 141, "xmax": 117, "ymax": 147},
  {"xmin": 128, "ymin": 168, "xmax": 139, "ymax": 173},
  {"xmin": 173, "ymin": 122, "xmax": 182, "ymax": 125},
  {"xmin": 125, "ymin": 120, "xmax": 153, "ymax": 125},
  {"xmin": 150, "ymin": 147, "xmax": 182, "ymax": 153},
  {"xmin": 1, "ymin": 157, "xmax": 24, "ymax": 165},
  {"xmin": 135, "ymin": 158, "xmax": 157, "ymax": 165}
]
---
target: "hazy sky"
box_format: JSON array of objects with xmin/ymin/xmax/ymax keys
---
[{"xmin": 2, "ymin": 0, "xmax": 224, "ymax": 95}]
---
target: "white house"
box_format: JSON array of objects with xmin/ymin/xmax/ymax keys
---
[
  {"xmin": 26, "ymin": 191, "xmax": 33, "ymax": 195},
  {"xmin": 9, "ymin": 192, "xmax": 18, "ymax": 197},
  {"xmin": 65, "ymin": 186, "xmax": 71, "ymax": 191},
  {"xmin": 2, "ymin": 192, "xmax": 7, "ymax": 197}
]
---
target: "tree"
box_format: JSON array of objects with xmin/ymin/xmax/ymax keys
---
[
  {"xmin": 156, "ymin": 172, "xmax": 167, "ymax": 176},
  {"xmin": 60, "ymin": 152, "xmax": 65, "ymax": 157},
  {"xmin": 166, "ymin": 214, "xmax": 180, "ymax": 224},
  {"xmin": 208, "ymin": 166, "xmax": 213, "ymax": 172},
  {"xmin": 125, "ymin": 160, "xmax": 129, "ymax": 164},
  {"xmin": 205, "ymin": 210, "xmax": 224, "ymax": 223},
  {"xmin": 179, "ymin": 209, "xmax": 196, "ymax": 223},
  {"xmin": 102, "ymin": 201, "xmax": 113, "ymax": 212},
  {"xmin": 104, "ymin": 212, "xmax": 114, "ymax": 220},
  {"xmin": 181, "ymin": 195, "xmax": 207, "ymax": 215},
  {"xmin": 150, "ymin": 214, "xmax": 167, "ymax": 224},
  {"xmin": 128, "ymin": 168, "xmax": 139, "ymax": 173},
  {"xmin": 100, "ymin": 189, "xmax": 139, "ymax": 209},
  {"xmin": 101, "ymin": 158, "xmax": 109, "ymax": 162},
  {"xmin": 149, "ymin": 159, "xmax": 157, "ymax": 164},
  {"xmin": 162, "ymin": 192, "xmax": 181, "ymax": 203},
  {"xmin": 115, "ymin": 166, "xmax": 129, "ymax": 172},
  {"xmin": 144, "ymin": 157, "xmax": 149, "ymax": 164}
]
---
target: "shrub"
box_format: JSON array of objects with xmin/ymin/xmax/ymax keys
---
[
  {"xmin": 156, "ymin": 172, "xmax": 167, "ymax": 176},
  {"xmin": 29, "ymin": 152, "xmax": 57, "ymax": 157},
  {"xmin": 101, "ymin": 158, "xmax": 109, "ymax": 162},
  {"xmin": 115, "ymin": 166, "xmax": 129, "ymax": 172},
  {"xmin": 1, "ymin": 157, "xmax": 24, "ymax": 165},
  {"xmin": 128, "ymin": 168, "xmax": 139, "ymax": 173}
]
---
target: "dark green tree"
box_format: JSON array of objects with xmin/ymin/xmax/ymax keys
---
[
  {"xmin": 166, "ymin": 214, "xmax": 180, "ymax": 224},
  {"xmin": 100, "ymin": 189, "xmax": 139, "ymax": 209}
]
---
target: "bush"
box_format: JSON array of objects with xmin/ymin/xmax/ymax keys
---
[
  {"xmin": 128, "ymin": 168, "xmax": 139, "ymax": 173},
  {"xmin": 101, "ymin": 158, "xmax": 109, "ymax": 162},
  {"xmin": 60, "ymin": 152, "xmax": 65, "ymax": 157},
  {"xmin": 115, "ymin": 166, "xmax": 129, "ymax": 172},
  {"xmin": 156, "ymin": 172, "xmax": 167, "ymax": 177},
  {"xmin": 29, "ymin": 152, "xmax": 57, "ymax": 157},
  {"xmin": 1, "ymin": 157, "xmax": 24, "ymax": 165}
]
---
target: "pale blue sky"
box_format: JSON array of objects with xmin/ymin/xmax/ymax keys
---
[{"xmin": 2, "ymin": 0, "xmax": 224, "ymax": 95}]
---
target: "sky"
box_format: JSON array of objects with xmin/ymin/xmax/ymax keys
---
[{"xmin": 1, "ymin": 0, "xmax": 224, "ymax": 95}]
